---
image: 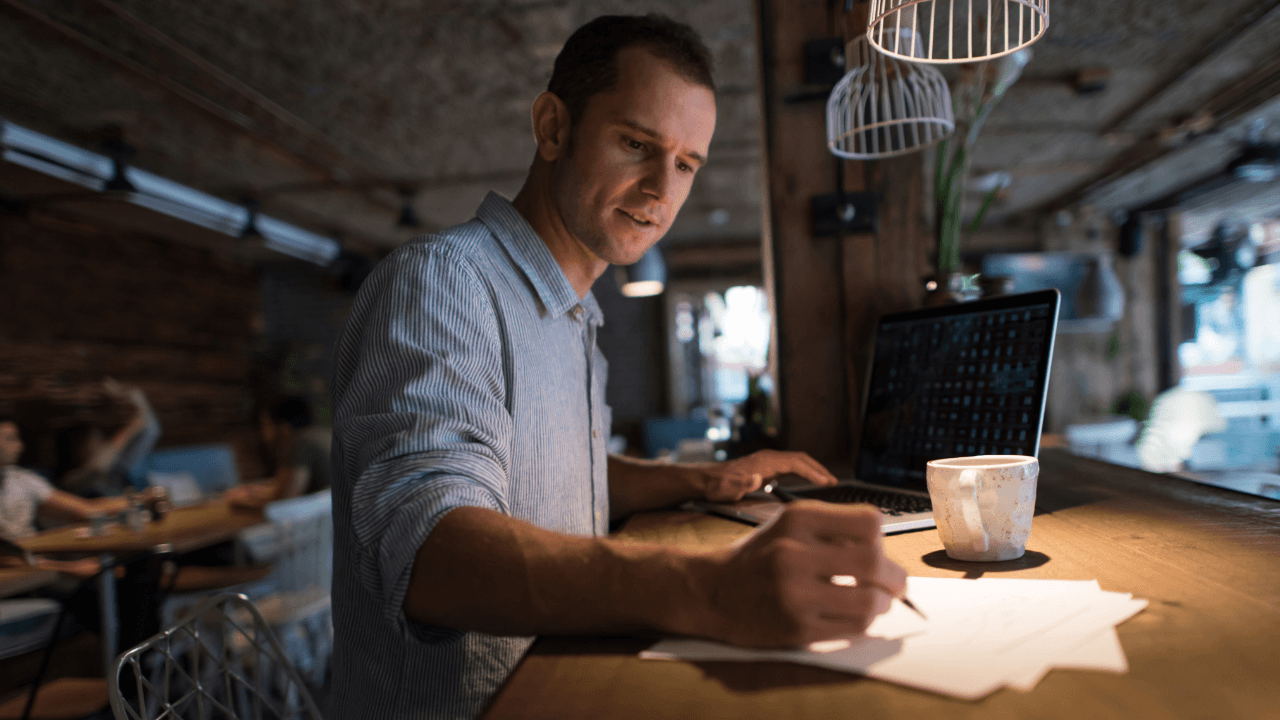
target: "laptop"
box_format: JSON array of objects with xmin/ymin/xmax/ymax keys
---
[{"xmin": 784, "ymin": 288, "xmax": 1062, "ymax": 533}]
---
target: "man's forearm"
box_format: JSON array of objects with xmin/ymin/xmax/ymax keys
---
[
  {"xmin": 607, "ymin": 455, "xmax": 708, "ymax": 519},
  {"xmin": 402, "ymin": 501, "xmax": 908, "ymax": 650},
  {"xmin": 403, "ymin": 505, "xmax": 709, "ymax": 638}
]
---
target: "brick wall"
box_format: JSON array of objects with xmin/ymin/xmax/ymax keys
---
[
  {"xmin": 256, "ymin": 261, "xmax": 354, "ymax": 426},
  {"xmin": 0, "ymin": 212, "xmax": 265, "ymax": 479}
]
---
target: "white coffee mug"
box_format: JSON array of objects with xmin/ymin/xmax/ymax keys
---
[{"xmin": 926, "ymin": 455, "xmax": 1038, "ymax": 562}]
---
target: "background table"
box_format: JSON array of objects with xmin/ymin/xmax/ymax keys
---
[
  {"xmin": 18, "ymin": 498, "xmax": 266, "ymax": 670},
  {"xmin": 480, "ymin": 449, "xmax": 1280, "ymax": 720},
  {"xmin": 20, "ymin": 499, "xmax": 265, "ymax": 557}
]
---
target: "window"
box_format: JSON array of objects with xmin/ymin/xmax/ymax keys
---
[
  {"xmin": 666, "ymin": 283, "xmax": 772, "ymax": 428},
  {"xmin": 1179, "ymin": 221, "xmax": 1280, "ymax": 375}
]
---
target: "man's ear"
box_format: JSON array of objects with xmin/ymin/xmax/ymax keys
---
[{"xmin": 531, "ymin": 91, "xmax": 572, "ymax": 162}]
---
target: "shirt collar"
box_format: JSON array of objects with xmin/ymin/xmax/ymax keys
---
[{"xmin": 477, "ymin": 191, "xmax": 603, "ymax": 325}]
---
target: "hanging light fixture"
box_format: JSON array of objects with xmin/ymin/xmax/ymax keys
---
[
  {"xmin": 615, "ymin": 246, "xmax": 666, "ymax": 297},
  {"xmin": 868, "ymin": 0, "xmax": 1048, "ymax": 64},
  {"xmin": 827, "ymin": 34, "xmax": 955, "ymax": 160}
]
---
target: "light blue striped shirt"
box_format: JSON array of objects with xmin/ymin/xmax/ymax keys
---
[{"xmin": 330, "ymin": 192, "xmax": 612, "ymax": 720}]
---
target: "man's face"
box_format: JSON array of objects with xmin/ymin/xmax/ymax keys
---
[
  {"xmin": 0, "ymin": 422, "xmax": 23, "ymax": 466},
  {"xmin": 551, "ymin": 46, "xmax": 716, "ymax": 266}
]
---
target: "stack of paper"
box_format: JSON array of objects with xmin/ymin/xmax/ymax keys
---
[{"xmin": 640, "ymin": 577, "xmax": 1147, "ymax": 699}]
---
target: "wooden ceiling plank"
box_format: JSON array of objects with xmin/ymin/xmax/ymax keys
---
[{"xmin": 1098, "ymin": 0, "xmax": 1280, "ymax": 136}]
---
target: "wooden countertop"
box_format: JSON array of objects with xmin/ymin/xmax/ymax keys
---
[
  {"xmin": 480, "ymin": 449, "xmax": 1280, "ymax": 720},
  {"xmin": 19, "ymin": 498, "xmax": 265, "ymax": 557}
]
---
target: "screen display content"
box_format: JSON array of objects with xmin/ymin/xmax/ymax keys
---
[{"xmin": 857, "ymin": 298, "xmax": 1057, "ymax": 488}]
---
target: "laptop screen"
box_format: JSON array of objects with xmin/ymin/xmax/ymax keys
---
[{"xmin": 855, "ymin": 289, "xmax": 1061, "ymax": 492}]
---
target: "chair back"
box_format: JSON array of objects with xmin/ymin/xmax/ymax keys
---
[
  {"xmin": 643, "ymin": 417, "xmax": 710, "ymax": 459},
  {"xmin": 261, "ymin": 490, "xmax": 332, "ymax": 600},
  {"xmin": 0, "ymin": 598, "xmax": 59, "ymax": 661},
  {"xmin": 144, "ymin": 444, "xmax": 239, "ymax": 495},
  {"xmin": 110, "ymin": 593, "xmax": 322, "ymax": 720}
]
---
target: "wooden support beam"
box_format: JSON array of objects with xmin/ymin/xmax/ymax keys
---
[{"xmin": 756, "ymin": 0, "xmax": 931, "ymax": 470}]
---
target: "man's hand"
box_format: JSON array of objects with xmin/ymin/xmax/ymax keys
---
[
  {"xmin": 224, "ymin": 482, "xmax": 275, "ymax": 508},
  {"xmin": 687, "ymin": 501, "xmax": 905, "ymax": 648},
  {"xmin": 103, "ymin": 377, "xmax": 147, "ymax": 408},
  {"xmin": 608, "ymin": 449, "xmax": 839, "ymax": 519},
  {"xmin": 697, "ymin": 449, "xmax": 838, "ymax": 503}
]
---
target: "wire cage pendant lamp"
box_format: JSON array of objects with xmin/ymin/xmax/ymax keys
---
[
  {"xmin": 868, "ymin": 0, "xmax": 1049, "ymax": 64},
  {"xmin": 827, "ymin": 34, "xmax": 955, "ymax": 160}
]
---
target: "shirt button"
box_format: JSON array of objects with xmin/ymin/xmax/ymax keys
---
[{"xmin": 592, "ymin": 429, "xmax": 598, "ymax": 439}]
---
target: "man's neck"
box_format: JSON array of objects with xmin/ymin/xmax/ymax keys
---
[{"xmin": 511, "ymin": 164, "xmax": 608, "ymax": 300}]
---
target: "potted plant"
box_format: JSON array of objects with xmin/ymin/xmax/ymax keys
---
[{"xmin": 928, "ymin": 48, "xmax": 1032, "ymax": 305}]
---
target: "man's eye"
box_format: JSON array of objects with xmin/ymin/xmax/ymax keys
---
[
  {"xmin": 678, "ymin": 162, "xmax": 694, "ymax": 174},
  {"xmin": 627, "ymin": 139, "xmax": 644, "ymax": 151}
]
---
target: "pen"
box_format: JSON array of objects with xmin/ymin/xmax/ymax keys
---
[
  {"xmin": 897, "ymin": 595, "xmax": 928, "ymax": 620},
  {"xmin": 764, "ymin": 481, "xmax": 928, "ymax": 621}
]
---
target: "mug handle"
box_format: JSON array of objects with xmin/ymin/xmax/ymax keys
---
[{"xmin": 957, "ymin": 469, "xmax": 989, "ymax": 554}]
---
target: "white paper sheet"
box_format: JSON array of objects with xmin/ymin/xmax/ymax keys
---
[{"xmin": 640, "ymin": 577, "xmax": 1146, "ymax": 700}]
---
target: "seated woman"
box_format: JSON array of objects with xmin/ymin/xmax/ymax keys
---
[
  {"xmin": 225, "ymin": 396, "xmax": 331, "ymax": 507},
  {"xmin": 0, "ymin": 416, "xmax": 129, "ymax": 576},
  {"xmin": 54, "ymin": 378, "xmax": 161, "ymax": 498}
]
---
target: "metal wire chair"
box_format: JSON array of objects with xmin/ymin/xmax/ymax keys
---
[{"xmin": 109, "ymin": 593, "xmax": 322, "ymax": 720}]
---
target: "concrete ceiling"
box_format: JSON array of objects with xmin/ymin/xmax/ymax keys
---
[
  {"xmin": 968, "ymin": 0, "xmax": 1280, "ymax": 225},
  {"xmin": 2, "ymin": 0, "xmax": 1279, "ymax": 257}
]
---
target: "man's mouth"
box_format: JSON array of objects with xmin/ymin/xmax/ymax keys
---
[{"xmin": 619, "ymin": 209, "xmax": 659, "ymax": 227}]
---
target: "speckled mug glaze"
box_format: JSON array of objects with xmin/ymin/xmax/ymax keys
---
[{"xmin": 926, "ymin": 455, "xmax": 1038, "ymax": 562}]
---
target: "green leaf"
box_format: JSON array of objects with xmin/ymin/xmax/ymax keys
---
[
  {"xmin": 965, "ymin": 184, "xmax": 1003, "ymax": 236},
  {"xmin": 934, "ymin": 139, "xmax": 950, "ymax": 207}
]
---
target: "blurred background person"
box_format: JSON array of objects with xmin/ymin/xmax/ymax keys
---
[
  {"xmin": 226, "ymin": 395, "xmax": 331, "ymax": 506},
  {"xmin": 0, "ymin": 415, "xmax": 126, "ymax": 576},
  {"xmin": 53, "ymin": 378, "xmax": 161, "ymax": 498}
]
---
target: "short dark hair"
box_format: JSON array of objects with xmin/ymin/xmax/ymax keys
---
[
  {"xmin": 548, "ymin": 14, "xmax": 715, "ymax": 128},
  {"xmin": 266, "ymin": 396, "xmax": 312, "ymax": 429}
]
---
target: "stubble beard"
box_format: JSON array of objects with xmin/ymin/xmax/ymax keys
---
[{"xmin": 549, "ymin": 150, "xmax": 634, "ymax": 266}]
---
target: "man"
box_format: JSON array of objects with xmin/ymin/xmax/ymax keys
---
[
  {"xmin": 226, "ymin": 395, "xmax": 332, "ymax": 505},
  {"xmin": 0, "ymin": 417, "xmax": 126, "ymax": 574},
  {"xmin": 330, "ymin": 14, "xmax": 907, "ymax": 720}
]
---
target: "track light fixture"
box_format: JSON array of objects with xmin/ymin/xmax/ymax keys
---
[
  {"xmin": 240, "ymin": 198, "xmax": 261, "ymax": 238},
  {"xmin": 101, "ymin": 137, "xmax": 137, "ymax": 193}
]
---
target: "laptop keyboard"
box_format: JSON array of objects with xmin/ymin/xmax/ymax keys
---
[{"xmin": 792, "ymin": 486, "xmax": 933, "ymax": 516}]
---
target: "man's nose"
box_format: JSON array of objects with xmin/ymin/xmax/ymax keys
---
[{"xmin": 640, "ymin": 159, "xmax": 677, "ymax": 202}]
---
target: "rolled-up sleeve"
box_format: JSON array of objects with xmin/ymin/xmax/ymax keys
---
[{"xmin": 331, "ymin": 242, "xmax": 513, "ymax": 638}]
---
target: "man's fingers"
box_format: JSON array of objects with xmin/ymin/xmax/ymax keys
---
[
  {"xmin": 787, "ymin": 585, "xmax": 895, "ymax": 643},
  {"xmin": 791, "ymin": 453, "xmax": 838, "ymax": 486},
  {"xmin": 758, "ymin": 451, "xmax": 837, "ymax": 487},
  {"xmin": 873, "ymin": 553, "xmax": 908, "ymax": 598},
  {"xmin": 791, "ymin": 537, "xmax": 907, "ymax": 603},
  {"xmin": 773, "ymin": 502, "xmax": 884, "ymax": 547},
  {"xmin": 769, "ymin": 502, "xmax": 906, "ymax": 600}
]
